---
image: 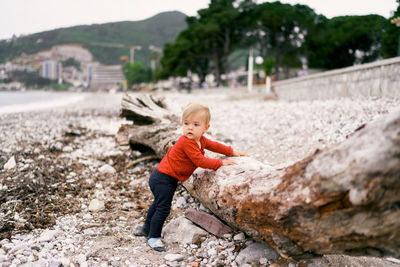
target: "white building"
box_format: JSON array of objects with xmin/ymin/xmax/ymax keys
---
[{"xmin": 41, "ymin": 60, "xmax": 62, "ymax": 81}]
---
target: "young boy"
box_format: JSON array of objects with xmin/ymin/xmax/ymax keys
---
[{"xmin": 134, "ymin": 103, "xmax": 247, "ymax": 251}]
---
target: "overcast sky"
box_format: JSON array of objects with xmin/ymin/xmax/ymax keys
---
[{"xmin": 0, "ymin": 0, "xmax": 398, "ymax": 40}]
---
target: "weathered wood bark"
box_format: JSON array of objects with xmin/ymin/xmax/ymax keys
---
[
  {"xmin": 117, "ymin": 94, "xmax": 180, "ymax": 158},
  {"xmin": 185, "ymin": 108, "xmax": 400, "ymax": 259},
  {"xmin": 118, "ymin": 94, "xmax": 400, "ymax": 259}
]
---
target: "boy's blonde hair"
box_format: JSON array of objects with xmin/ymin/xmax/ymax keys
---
[{"xmin": 182, "ymin": 103, "xmax": 211, "ymax": 124}]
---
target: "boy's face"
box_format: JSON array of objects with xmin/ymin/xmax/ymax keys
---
[{"xmin": 182, "ymin": 113, "xmax": 210, "ymax": 142}]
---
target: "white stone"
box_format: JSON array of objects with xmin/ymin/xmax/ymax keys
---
[
  {"xmin": 174, "ymin": 197, "xmax": 187, "ymax": 208},
  {"xmin": 235, "ymin": 242, "xmax": 279, "ymax": 265},
  {"xmin": 82, "ymin": 213, "xmax": 92, "ymax": 220},
  {"xmin": 75, "ymin": 253, "xmax": 87, "ymax": 264},
  {"xmin": 99, "ymin": 164, "xmax": 116, "ymax": 174},
  {"xmin": 4, "ymin": 156, "xmax": 16, "ymax": 170},
  {"xmin": 122, "ymin": 202, "xmax": 136, "ymax": 209},
  {"xmin": 233, "ymin": 232, "xmax": 245, "ymax": 241},
  {"xmin": 54, "ymin": 142, "xmax": 63, "ymax": 151},
  {"xmin": 62, "ymin": 146, "xmax": 73, "ymax": 152},
  {"xmin": 208, "ymin": 248, "xmax": 217, "ymax": 257},
  {"xmin": 162, "ymin": 216, "xmax": 207, "ymax": 245},
  {"xmin": 259, "ymin": 257, "xmax": 268, "ymax": 265},
  {"xmin": 223, "ymin": 233, "xmax": 232, "ymax": 240},
  {"xmin": 88, "ymin": 199, "xmax": 105, "ymax": 211},
  {"xmin": 38, "ymin": 229, "xmax": 59, "ymax": 243},
  {"xmin": 164, "ymin": 254, "xmax": 184, "ymax": 262}
]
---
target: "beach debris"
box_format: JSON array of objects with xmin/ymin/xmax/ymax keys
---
[{"xmin": 3, "ymin": 156, "xmax": 16, "ymax": 170}]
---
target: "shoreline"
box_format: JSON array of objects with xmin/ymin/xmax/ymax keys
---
[{"xmin": 0, "ymin": 91, "xmax": 90, "ymax": 115}]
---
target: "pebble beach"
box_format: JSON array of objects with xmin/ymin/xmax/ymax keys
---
[{"xmin": 1, "ymin": 89, "xmax": 400, "ymax": 267}]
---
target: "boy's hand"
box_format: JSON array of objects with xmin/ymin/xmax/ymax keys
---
[
  {"xmin": 232, "ymin": 150, "xmax": 248, "ymax": 157},
  {"xmin": 222, "ymin": 159, "xmax": 237, "ymax": 166}
]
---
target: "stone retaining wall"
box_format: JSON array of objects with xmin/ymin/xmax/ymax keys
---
[{"xmin": 272, "ymin": 57, "xmax": 400, "ymax": 100}]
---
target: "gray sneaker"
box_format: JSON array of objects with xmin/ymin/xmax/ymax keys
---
[
  {"xmin": 133, "ymin": 225, "xmax": 148, "ymax": 237},
  {"xmin": 148, "ymin": 238, "xmax": 166, "ymax": 252}
]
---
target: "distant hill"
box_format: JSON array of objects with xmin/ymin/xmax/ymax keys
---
[{"xmin": 0, "ymin": 11, "xmax": 187, "ymax": 66}]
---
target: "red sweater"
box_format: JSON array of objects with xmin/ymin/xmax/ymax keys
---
[{"xmin": 157, "ymin": 135, "xmax": 233, "ymax": 182}]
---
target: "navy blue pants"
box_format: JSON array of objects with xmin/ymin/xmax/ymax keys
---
[{"xmin": 143, "ymin": 169, "xmax": 178, "ymax": 238}]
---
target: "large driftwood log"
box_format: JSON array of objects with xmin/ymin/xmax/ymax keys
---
[{"xmin": 118, "ymin": 94, "xmax": 400, "ymax": 259}]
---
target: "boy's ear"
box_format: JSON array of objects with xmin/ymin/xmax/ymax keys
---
[{"xmin": 205, "ymin": 124, "xmax": 210, "ymax": 132}]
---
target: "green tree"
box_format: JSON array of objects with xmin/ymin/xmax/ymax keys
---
[
  {"xmin": 122, "ymin": 62, "xmax": 152, "ymax": 89},
  {"xmin": 10, "ymin": 70, "xmax": 53, "ymax": 88},
  {"xmin": 195, "ymin": 0, "xmax": 242, "ymax": 82},
  {"xmin": 306, "ymin": 15, "xmax": 387, "ymax": 69},
  {"xmin": 158, "ymin": 0, "xmax": 244, "ymax": 84},
  {"xmin": 62, "ymin": 57, "xmax": 81, "ymax": 71},
  {"xmin": 381, "ymin": 0, "xmax": 400, "ymax": 58},
  {"xmin": 250, "ymin": 2, "xmax": 318, "ymax": 79},
  {"xmin": 157, "ymin": 26, "xmax": 211, "ymax": 84},
  {"xmin": 158, "ymin": 16, "xmax": 215, "ymax": 84}
]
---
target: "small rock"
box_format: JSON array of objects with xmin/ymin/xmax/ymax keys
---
[
  {"xmin": 88, "ymin": 199, "xmax": 105, "ymax": 211},
  {"xmin": 235, "ymin": 242, "xmax": 279, "ymax": 265},
  {"xmin": 99, "ymin": 164, "xmax": 116, "ymax": 174},
  {"xmin": 0, "ymin": 155, "xmax": 7, "ymax": 163},
  {"xmin": 48, "ymin": 261, "xmax": 63, "ymax": 267},
  {"xmin": 53, "ymin": 142, "xmax": 63, "ymax": 151},
  {"xmin": 38, "ymin": 229, "xmax": 59, "ymax": 243},
  {"xmin": 62, "ymin": 146, "xmax": 73, "ymax": 152},
  {"xmin": 4, "ymin": 156, "xmax": 16, "ymax": 170},
  {"xmin": 233, "ymin": 232, "xmax": 245, "ymax": 241},
  {"xmin": 208, "ymin": 248, "xmax": 217, "ymax": 257},
  {"xmin": 175, "ymin": 197, "xmax": 187, "ymax": 208},
  {"xmin": 165, "ymin": 253, "xmax": 184, "ymax": 262},
  {"xmin": 223, "ymin": 233, "xmax": 233, "ymax": 240},
  {"xmin": 122, "ymin": 202, "xmax": 136, "ymax": 210},
  {"xmin": 20, "ymin": 259, "xmax": 48, "ymax": 267},
  {"xmin": 163, "ymin": 216, "xmax": 207, "ymax": 245},
  {"xmin": 259, "ymin": 257, "xmax": 268, "ymax": 265}
]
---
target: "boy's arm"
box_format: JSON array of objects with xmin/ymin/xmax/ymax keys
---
[
  {"xmin": 184, "ymin": 140, "xmax": 224, "ymax": 170},
  {"xmin": 203, "ymin": 137, "xmax": 233, "ymax": 156}
]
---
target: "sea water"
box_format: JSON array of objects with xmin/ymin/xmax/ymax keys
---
[{"xmin": 0, "ymin": 91, "xmax": 86, "ymax": 114}]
